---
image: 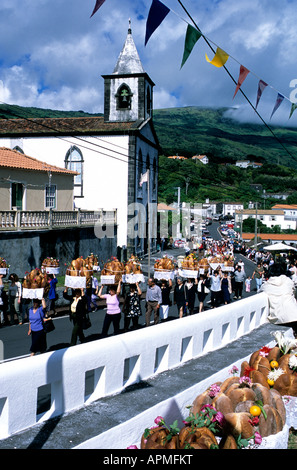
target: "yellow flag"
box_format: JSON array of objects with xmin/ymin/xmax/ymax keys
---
[{"xmin": 205, "ymin": 47, "xmax": 229, "ymax": 67}]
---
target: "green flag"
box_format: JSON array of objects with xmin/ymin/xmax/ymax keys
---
[
  {"xmin": 289, "ymin": 102, "xmax": 297, "ymax": 119},
  {"xmin": 181, "ymin": 24, "xmax": 202, "ymax": 69}
]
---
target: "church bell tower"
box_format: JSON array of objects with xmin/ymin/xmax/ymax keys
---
[{"xmin": 102, "ymin": 20, "xmax": 154, "ymax": 122}]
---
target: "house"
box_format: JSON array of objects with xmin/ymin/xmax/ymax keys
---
[
  {"xmin": 192, "ymin": 155, "xmax": 208, "ymax": 164},
  {"xmin": 0, "ymin": 147, "xmax": 77, "ymax": 211},
  {"xmin": 271, "ymin": 204, "xmax": 297, "ymax": 225},
  {"xmin": 241, "ymin": 233, "xmax": 297, "ymax": 246},
  {"xmin": 168, "ymin": 155, "xmax": 187, "ymax": 160},
  {"xmin": 0, "ymin": 23, "xmax": 159, "ymax": 256},
  {"xmin": 235, "ymin": 160, "xmax": 262, "ymax": 168},
  {"xmin": 222, "ymin": 202, "xmax": 244, "ymax": 217},
  {"xmin": 235, "ymin": 209, "xmax": 296, "ymax": 231}
]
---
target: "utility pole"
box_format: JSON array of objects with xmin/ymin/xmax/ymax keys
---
[
  {"xmin": 255, "ymin": 201, "xmax": 258, "ymax": 249},
  {"xmin": 174, "ymin": 186, "xmax": 181, "ymax": 238}
]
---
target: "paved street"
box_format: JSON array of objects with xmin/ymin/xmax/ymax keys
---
[{"xmin": 0, "ymin": 222, "xmax": 257, "ymax": 362}]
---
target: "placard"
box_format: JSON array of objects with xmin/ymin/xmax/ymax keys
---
[
  {"xmin": 153, "ymin": 271, "xmax": 175, "ymax": 281},
  {"xmin": 64, "ymin": 275, "xmax": 86, "ymax": 289},
  {"xmin": 22, "ymin": 288, "xmax": 44, "ymax": 299},
  {"xmin": 101, "ymin": 275, "xmax": 116, "ymax": 285},
  {"xmin": 122, "ymin": 273, "xmax": 145, "ymax": 284}
]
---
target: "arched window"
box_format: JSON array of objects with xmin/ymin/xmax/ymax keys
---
[
  {"xmin": 65, "ymin": 146, "xmax": 83, "ymax": 197},
  {"xmin": 116, "ymin": 84, "xmax": 133, "ymax": 110},
  {"xmin": 137, "ymin": 149, "xmax": 143, "ymax": 197}
]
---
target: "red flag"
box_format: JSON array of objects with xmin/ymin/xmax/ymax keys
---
[
  {"xmin": 145, "ymin": 0, "xmax": 170, "ymax": 46},
  {"xmin": 233, "ymin": 65, "xmax": 250, "ymax": 98},
  {"xmin": 90, "ymin": 0, "xmax": 106, "ymax": 17}
]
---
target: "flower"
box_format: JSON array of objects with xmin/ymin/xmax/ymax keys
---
[
  {"xmin": 213, "ymin": 411, "xmax": 225, "ymax": 427},
  {"xmin": 249, "ymin": 416, "xmax": 259, "ymax": 426},
  {"xmin": 229, "ymin": 365, "xmax": 239, "ymax": 376},
  {"xmin": 154, "ymin": 416, "xmax": 164, "ymax": 426},
  {"xmin": 271, "ymin": 330, "xmax": 297, "ymax": 354},
  {"xmin": 239, "ymin": 376, "xmax": 252, "ymax": 387},
  {"xmin": 289, "ymin": 354, "xmax": 297, "ymax": 371},
  {"xmin": 267, "ymin": 368, "xmax": 285, "ymax": 382},
  {"xmin": 259, "ymin": 346, "xmax": 272, "ymax": 357},
  {"xmin": 254, "ymin": 431, "xmax": 262, "ymax": 445},
  {"xmin": 209, "ymin": 383, "xmax": 221, "ymax": 398},
  {"xmin": 127, "ymin": 445, "xmax": 138, "ymax": 449}
]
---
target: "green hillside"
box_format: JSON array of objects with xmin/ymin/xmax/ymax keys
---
[
  {"xmin": 1, "ymin": 103, "xmax": 297, "ymax": 207},
  {"xmin": 153, "ymin": 106, "xmax": 297, "ymax": 168}
]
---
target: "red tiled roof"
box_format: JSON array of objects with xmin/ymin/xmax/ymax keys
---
[
  {"xmin": 0, "ymin": 147, "xmax": 77, "ymax": 175},
  {"xmin": 0, "ymin": 116, "xmax": 137, "ymax": 136},
  {"xmin": 242, "ymin": 233, "xmax": 297, "ymax": 241}
]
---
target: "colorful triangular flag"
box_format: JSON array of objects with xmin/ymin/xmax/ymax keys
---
[
  {"xmin": 233, "ymin": 65, "xmax": 250, "ymax": 98},
  {"xmin": 205, "ymin": 47, "xmax": 229, "ymax": 68},
  {"xmin": 270, "ymin": 93, "xmax": 284, "ymax": 119},
  {"xmin": 289, "ymin": 103, "xmax": 297, "ymax": 119},
  {"xmin": 90, "ymin": 0, "xmax": 106, "ymax": 17},
  {"xmin": 180, "ymin": 24, "xmax": 202, "ymax": 69},
  {"xmin": 145, "ymin": 0, "xmax": 170, "ymax": 46},
  {"xmin": 255, "ymin": 80, "xmax": 268, "ymax": 109}
]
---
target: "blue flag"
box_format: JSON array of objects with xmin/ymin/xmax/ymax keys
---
[
  {"xmin": 90, "ymin": 0, "xmax": 106, "ymax": 17},
  {"xmin": 145, "ymin": 0, "xmax": 170, "ymax": 46}
]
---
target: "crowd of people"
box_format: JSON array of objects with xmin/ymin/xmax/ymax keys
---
[{"xmin": 2, "ymin": 234, "xmax": 297, "ymax": 356}]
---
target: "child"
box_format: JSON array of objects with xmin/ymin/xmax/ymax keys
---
[{"xmin": 245, "ymin": 276, "xmax": 251, "ymax": 293}]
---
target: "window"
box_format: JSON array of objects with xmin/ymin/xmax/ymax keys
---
[
  {"xmin": 116, "ymin": 84, "xmax": 133, "ymax": 110},
  {"xmin": 45, "ymin": 185, "xmax": 56, "ymax": 209},
  {"xmin": 11, "ymin": 183, "xmax": 23, "ymax": 210},
  {"xmin": 65, "ymin": 146, "xmax": 83, "ymax": 197}
]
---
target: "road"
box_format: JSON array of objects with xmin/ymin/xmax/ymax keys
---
[{"xmin": 0, "ymin": 222, "xmax": 257, "ymax": 362}]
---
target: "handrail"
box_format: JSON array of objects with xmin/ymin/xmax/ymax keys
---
[
  {"xmin": 0, "ymin": 209, "xmax": 117, "ymax": 231},
  {"xmin": 0, "ymin": 293, "xmax": 268, "ymax": 439}
]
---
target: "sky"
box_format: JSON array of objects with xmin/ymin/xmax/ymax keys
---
[{"xmin": 0, "ymin": 0, "xmax": 297, "ymax": 127}]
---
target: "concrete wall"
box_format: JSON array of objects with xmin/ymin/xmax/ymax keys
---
[
  {"xmin": 0, "ymin": 293, "xmax": 268, "ymax": 440},
  {"xmin": 0, "ymin": 226, "xmax": 117, "ymax": 278},
  {"xmin": 0, "ymin": 168, "xmax": 74, "ymax": 211}
]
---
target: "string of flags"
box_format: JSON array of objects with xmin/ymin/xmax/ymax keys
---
[{"xmin": 90, "ymin": 0, "xmax": 297, "ymax": 121}]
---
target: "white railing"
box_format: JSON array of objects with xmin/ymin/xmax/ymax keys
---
[
  {"xmin": 0, "ymin": 209, "xmax": 117, "ymax": 231},
  {"xmin": 0, "ymin": 293, "xmax": 268, "ymax": 439}
]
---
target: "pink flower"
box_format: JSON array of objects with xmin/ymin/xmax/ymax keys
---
[
  {"xmin": 127, "ymin": 445, "xmax": 138, "ymax": 449},
  {"xmin": 154, "ymin": 416, "xmax": 164, "ymax": 426},
  {"xmin": 214, "ymin": 411, "xmax": 225, "ymax": 427},
  {"xmin": 209, "ymin": 383, "xmax": 221, "ymax": 398},
  {"xmin": 254, "ymin": 431, "xmax": 262, "ymax": 445}
]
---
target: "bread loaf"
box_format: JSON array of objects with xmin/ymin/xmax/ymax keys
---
[
  {"xmin": 258, "ymin": 404, "xmax": 283, "ymax": 437},
  {"xmin": 252, "ymin": 383, "xmax": 272, "ymax": 405},
  {"xmin": 224, "ymin": 412, "xmax": 254, "ymax": 439},
  {"xmin": 273, "ymin": 373, "xmax": 297, "ymax": 396}
]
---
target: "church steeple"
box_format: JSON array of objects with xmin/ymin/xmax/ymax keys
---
[{"xmin": 102, "ymin": 20, "xmax": 154, "ymax": 123}]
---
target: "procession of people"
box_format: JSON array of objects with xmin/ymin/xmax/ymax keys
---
[{"xmin": 1, "ymin": 232, "xmax": 297, "ymax": 356}]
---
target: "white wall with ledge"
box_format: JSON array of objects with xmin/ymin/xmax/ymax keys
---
[{"xmin": 0, "ymin": 293, "xmax": 268, "ymax": 440}]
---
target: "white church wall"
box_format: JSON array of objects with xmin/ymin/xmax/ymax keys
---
[{"xmin": 5, "ymin": 134, "xmax": 130, "ymax": 247}]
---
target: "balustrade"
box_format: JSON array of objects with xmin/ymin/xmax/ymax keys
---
[{"xmin": 0, "ymin": 209, "xmax": 116, "ymax": 231}]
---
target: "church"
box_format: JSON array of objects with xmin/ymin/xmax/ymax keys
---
[{"xmin": 0, "ymin": 22, "xmax": 159, "ymax": 257}]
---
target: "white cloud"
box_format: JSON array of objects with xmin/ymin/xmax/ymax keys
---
[{"xmin": 0, "ymin": 0, "xmax": 296, "ymax": 127}]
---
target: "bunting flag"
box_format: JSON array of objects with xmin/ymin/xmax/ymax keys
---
[
  {"xmin": 180, "ymin": 24, "xmax": 202, "ymax": 69},
  {"xmin": 145, "ymin": 0, "xmax": 170, "ymax": 46},
  {"xmin": 289, "ymin": 103, "xmax": 297, "ymax": 119},
  {"xmin": 90, "ymin": 0, "xmax": 106, "ymax": 17},
  {"xmin": 270, "ymin": 93, "xmax": 284, "ymax": 119},
  {"xmin": 255, "ymin": 80, "xmax": 268, "ymax": 109},
  {"xmin": 205, "ymin": 47, "xmax": 229, "ymax": 68},
  {"xmin": 233, "ymin": 65, "xmax": 250, "ymax": 98}
]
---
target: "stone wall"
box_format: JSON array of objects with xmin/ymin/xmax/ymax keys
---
[{"xmin": 0, "ymin": 226, "xmax": 117, "ymax": 279}]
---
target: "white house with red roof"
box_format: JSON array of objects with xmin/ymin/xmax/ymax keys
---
[{"xmin": 0, "ymin": 147, "xmax": 77, "ymax": 211}]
